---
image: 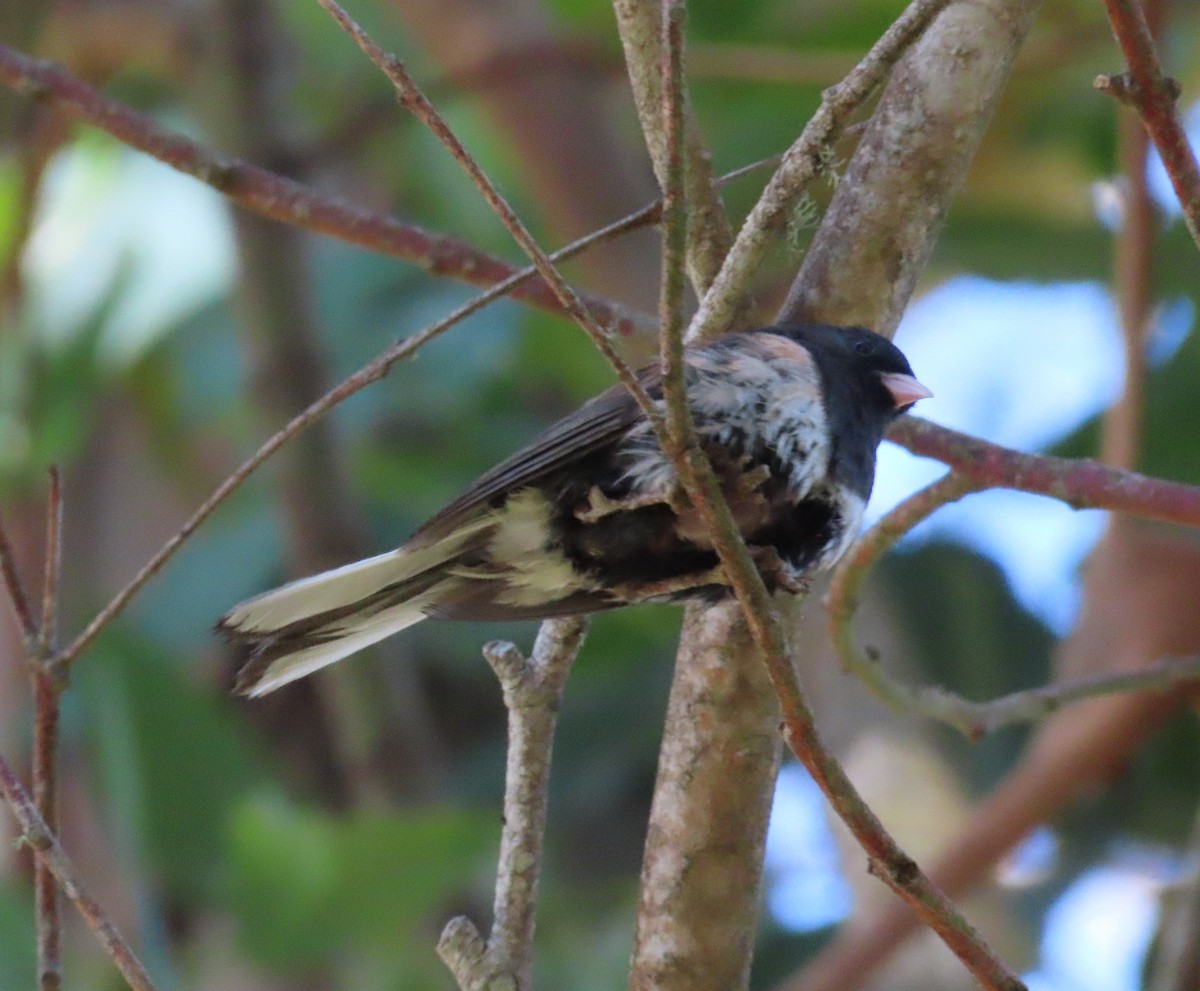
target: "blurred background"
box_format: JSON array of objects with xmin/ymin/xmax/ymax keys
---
[{"xmin": 2, "ymin": 0, "xmax": 1200, "ymax": 988}]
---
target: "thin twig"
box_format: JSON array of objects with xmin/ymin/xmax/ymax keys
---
[
  {"xmin": 33, "ymin": 467, "xmax": 65, "ymax": 991},
  {"xmin": 826, "ymin": 474, "xmax": 1200, "ymax": 737},
  {"xmin": 0, "ymin": 753, "xmax": 158, "ymax": 991},
  {"xmin": 311, "ymin": 0, "xmax": 663, "ymax": 433},
  {"xmin": 36, "ymin": 467, "xmax": 62, "ymax": 660},
  {"xmin": 685, "ymin": 0, "xmax": 955, "ymax": 343},
  {"xmin": 632, "ymin": 6, "xmax": 1024, "ymax": 984},
  {"xmin": 438, "ymin": 619, "xmax": 588, "ymax": 990},
  {"xmin": 1099, "ymin": 0, "xmax": 1200, "ymax": 251},
  {"xmin": 0, "ymin": 514, "xmax": 36, "ymax": 642},
  {"xmin": 31, "ymin": 672, "xmax": 61, "ymax": 991},
  {"xmin": 612, "ymin": 0, "xmax": 732, "ymax": 292},
  {"xmin": 888, "ymin": 416, "xmax": 1200, "ymax": 530},
  {"xmin": 0, "ymin": 42, "xmax": 652, "ymax": 340}
]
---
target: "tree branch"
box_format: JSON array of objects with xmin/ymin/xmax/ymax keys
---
[
  {"xmin": 612, "ymin": 0, "xmax": 733, "ymax": 293},
  {"xmin": 0, "ymin": 514, "xmax": 36, "ymax": 643},
  {"xmin": 888, "ymin": 416, "xmax": 1200, "ymax": 529},
  {"xmin": 781, "ymin": 0, "xmax": 1043, "ymax": 334},
  {"xmin": 53, "ymin": 194, "xmax": 666, "ymax": 670},
  {"xmin": 32, "ymin": 468, "xmax": 64, "ymax": 991},
  {"xmin": 312, "ymin": 0, "xmax": 664, "ymax": 431},
  {"xmin": 0, "ymin": 753, "xmax": 158, "ymax": 991},
  {"xmin": 686, "ymin": 0, "xmax": 957, "ymax": 344},
  {"xmin": 1098, "ymin": 0, "xmax": 1200, "ymax": 251},
  {"xmin": 438, "ymin": 619, "xmax": 588, "ymax": 991},
  {"xmin": 0, "ymin": 42, "xmax": 653, "ymax": 340},
  {"xmin": 826, "ymin": 472, "xmax": 1200, "ymax": 736}
]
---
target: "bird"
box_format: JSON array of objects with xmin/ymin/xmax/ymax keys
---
[{"xmin": 219, "ymin": 321, "xmax": 931, "ymax": 697}]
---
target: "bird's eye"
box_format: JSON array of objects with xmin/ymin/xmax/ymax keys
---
[{"xmin": 853, "ymin": 340, "xmax": 873, "ymax": 355}]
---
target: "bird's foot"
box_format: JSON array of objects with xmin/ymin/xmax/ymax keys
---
[
  {"xmin": 614, "ymin": 565, "xmax": 726, "ymax": 603},
  {"xmin": 576, "ymin": 485, "xmax": 678, "ymax": 523},
  {"xmin": 731, "ymin": 460, "xmax": 772, "ymax": 496},
  {"xmin": 749, "ymin": 545, "xmax": 811, "ymax": 596}
]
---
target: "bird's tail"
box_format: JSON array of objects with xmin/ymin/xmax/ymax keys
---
[{"xmin": 218, "ymin": 521, "xmax": 491, "ymax": 697}]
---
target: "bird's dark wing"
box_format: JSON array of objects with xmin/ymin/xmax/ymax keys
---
[{"xmin": 413, "ymin": 365, "xmax": 662, "ymax": 542}]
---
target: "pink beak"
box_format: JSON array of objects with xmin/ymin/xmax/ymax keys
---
[{"xmin": 880, "ymin": 372, "xmax": 934, "ymax": 409}]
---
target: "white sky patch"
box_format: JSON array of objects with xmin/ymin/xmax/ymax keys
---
[
  {"xmin": 1028, "ymin": 862, "xmax": 1164, "ymax": 991},
  {"xmin": 764, "ymin": 765, "xmax": 852, "ymax": 931},
  {"xmin": 867, "ymin": 278, "xmax": 1128, "ymax": 633},
  {"xmin": 23, "ymin": 135, "xmax": 235, "ymax": 366}
]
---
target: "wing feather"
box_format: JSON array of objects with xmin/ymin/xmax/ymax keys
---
[{"xmin": 415, "ymin": 366, "xmax": 661, "ymax": 540}]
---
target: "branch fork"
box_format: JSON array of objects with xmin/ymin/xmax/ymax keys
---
[{"xmin": 438, "ymin": 619, "xmax": 588, "ymax": 991}]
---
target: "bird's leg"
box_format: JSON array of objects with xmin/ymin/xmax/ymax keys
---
[{"xmin": 749, "ymin": 545, "xmax": 811, "ymax": 596}]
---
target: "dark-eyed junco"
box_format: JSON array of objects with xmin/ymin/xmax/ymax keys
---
[{"xmin": 220, "ymin": 322, "xmax": 930, "ymax": 696}]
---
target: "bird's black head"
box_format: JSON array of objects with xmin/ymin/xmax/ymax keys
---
[
  {"xmin": 769, "ymin": 322, "xmax": 931, "ymax": 497},
  {"xmin": 783, "ymin": 323, "xmax": 929, "ymax": 418}
]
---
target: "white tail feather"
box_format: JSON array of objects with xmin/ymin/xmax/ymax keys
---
[
  {"xmin": 223, "ymin": 520, "xmax": 493, "ymax": 635},
  {"xmin": 242, "ymin": 589, "xmax": 450, "ymax": 697}
]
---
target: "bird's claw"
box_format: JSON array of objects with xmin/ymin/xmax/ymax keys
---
[
  {"xmin": 576, "ymin": 485, "xmax": 675, "ymax": 523},
  {"xmin": 750, "ymin": 545, "xmax": 811, "ymax": 596}
]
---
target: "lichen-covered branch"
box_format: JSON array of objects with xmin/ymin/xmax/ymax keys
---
[
  {"xmin": 781, "ymin": 0, "xmax": 1044, "ymax": 335},
  {"xmin": 629, "ymin": 602, "xmax": 783, "ymax": 990},
  {"xmin": 685, "ymin": 0, "xmax": 957, "ymax": 344},
  {"xmin": 437, "ymin": 619, "xmax": 588, "ymax": 991}
]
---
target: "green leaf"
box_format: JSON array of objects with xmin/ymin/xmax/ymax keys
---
[
  {"xmin": 79, "ymin": 630, "xmax": 270, "ymax": 903},
  {"xmin": 0, "ymin": 878, "xmax": 35, "ymax": 989},
  {"xmin": 226, "ymin": 796, "xmax": 494, "ymax": 969}
]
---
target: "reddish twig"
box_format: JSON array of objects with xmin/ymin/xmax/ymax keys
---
[
  {"xmin": 638, "ymin": 1, "xmax": 1022, "ymax": 977},
  {"xmin": 31, "ymin": 671, "xmax": 61, "ymax": 991},
  {"xmin": 35, "ymin": 467, "xmax": 62, "ymax": 660},
  {"xmin": 0, "ymin": 514, "xmax": 36, "ymax": 642},
  {"xmin": 888, "ymin": 416, "xmax": 1200, "ymax": 529},
  {"xmin": 0, "ymin": 753, "xmax": 158, "ymax": 991},
  {"xmin": 0, "ymin": 43, "xmax": 652, "ymax": 340},
  {"xmin": 1098, "ymin": 0, "xmax": 1200, "ymax": 250},
  {"xmin": 32, "ymin": 468, "xmax": 65, "ymax": 991}
]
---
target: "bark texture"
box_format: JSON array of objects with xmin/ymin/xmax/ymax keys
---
[
  {"xmin": 781, "ymin": 0, "xmax": 1044, "ymax": 336},
  {"xmin": 628, "ymin": 601, "xmax": 783, "ymax": 991}
]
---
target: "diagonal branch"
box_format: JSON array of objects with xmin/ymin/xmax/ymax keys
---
[
  {"xmin": 1099, "ymin": 0, "xmax": 1200, "ymax": 250},
  {"xmin": 0, "ymin": 513, "xmax": 36, "ymax": 643},
  {"xmin": 685, "ymin": 0, "xmax": 956, "ymax": 344},
  {"xmin": 612, "ymin": 0, "xmax": 732, "ymax": 292},
  {"xmin": 0, "ymin": 752, "xmax": 158, "ymax": 991},
  {"xmin": 0, "ymin": 42, "xmax": 652, "ymax": 340},
  {"xmin": 888, "ymin": 416, "xmax": 1200, "ymax": 529},
  {"xmin": 311, "ymin": 0, "xmax": 663, "ymax": 431},
  {"xmin": 55, "ymin": 208, "xmax": 657, "ymax": 669}
]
